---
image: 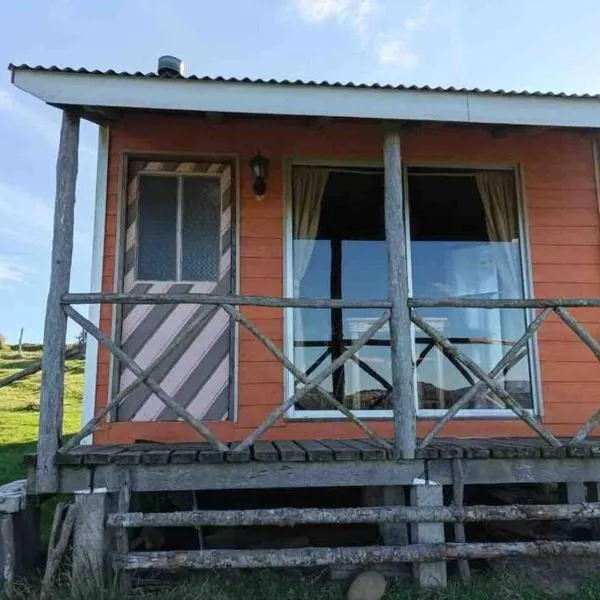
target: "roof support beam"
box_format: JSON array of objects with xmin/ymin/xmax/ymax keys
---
[
  {"xmin": 37, "ymin": 110, "xmax": 80, "ymax": 493},
  {"xmin": 383, "ymin": 131, "xmax": 416, "ymax": 459},
  {"xmin": 490, "ymin": 125, "xmax": 553, "ymax": 139}
]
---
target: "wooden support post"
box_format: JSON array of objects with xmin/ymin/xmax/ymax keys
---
[
  {"xmin": 566, "ymin": 482, "xmax": 587, "ymax": 504},
  {"xmin": 0, "ymin": 515, "xmax": 15, "ymax": 586},
  {"xmin": 72, "ymin": 490, "xmax": 107, "ymax": 585},
  {"xmin": 383, "ymin": 132, "xmax": 415, "ymax": 459},
  {"xmin": 410, "ymin": 481, "xmax": 447, "ymax": 588},
  {"xmin": 37, "ymin": 110, "xmax": 80, "ymax": 493},
  {"xmin": 113, "ymin": 472, "xmax": 131, "ymax": 588},
  {"xmin": 452, "ymin": 458, "xmax": 470, "ymax": 582}
]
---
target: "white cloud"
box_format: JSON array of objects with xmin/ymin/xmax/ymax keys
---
[
  {"xmin": 291, "ymin": 0, "xmax": 432, "ymax": 70},
  {"xmin": 0, "ymin": 182, "xmax": 53, "ymax": 250},
  {"xmin": 295, "ymin": 0, "xmax": 352, "ymax": 22},
  {"xmin": 0, "ymin": 263, "xmax": 25, "ymax": 286},
  {"xmin": 293, "ymin": 0, "xmax": 376, "ymax": 38},
  {"xmin": 0, "ymin": 86, "xmax": 96, "ymax": 156},
  {"xmin": 373, "ymin": 0, "xmax": 431, "ymax": 68},
  {"xmin": 374, "ymin": 38, "xmax": 418, "ymax": 68},
  {"xmin": 0, "ymin": 88, "xmax": 59, "ymax": 148}
]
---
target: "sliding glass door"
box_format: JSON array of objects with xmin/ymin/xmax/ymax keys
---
[{"xmin": 287, "ymin": 163, "xmax": 537, "ymax": 417}]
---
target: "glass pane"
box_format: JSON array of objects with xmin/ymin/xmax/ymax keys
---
[
  {"xmin": 137, "ymin": 176, "xmax": 177, "ymax": 280},
  {"xmin": 291, "ymin": 168, "xmax": 389, "ymax": 411},
  {"xmin": 182, "ymin": 177, "xmax": 221, "ymax": 281},
  {"xmin": 408, "ymin": 169, "xmax": 533, "ymax": 411}
]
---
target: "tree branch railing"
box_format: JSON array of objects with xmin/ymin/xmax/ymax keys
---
[{"xmin": 52, "ymin": 293, "xmax": 600, "ymax": 461}]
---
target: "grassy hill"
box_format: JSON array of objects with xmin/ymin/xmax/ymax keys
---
[{"xmin": 0, "ymin": 346, "xmax": 83, "ymax": 484}]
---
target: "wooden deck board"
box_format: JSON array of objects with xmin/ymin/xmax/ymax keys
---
[{"xmin": 43, "ymin": 438, "xmax": 600, "ymax": 466}]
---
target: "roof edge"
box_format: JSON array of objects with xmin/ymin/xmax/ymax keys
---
[{"xmin": 10, "ymin": 65, "xmax": 600, "ymax": 129}]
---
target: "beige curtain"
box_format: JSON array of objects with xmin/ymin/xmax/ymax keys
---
[
  {"xmin": 292, "ymin": 167, "xmax": 329, "ymax": 295},
  {"xmin": 291, "ymin": 167, "xmax": 329, "ymax": 380},
  {"xmin": 475, "ymin": 172, "xmax": 521, "ymax": 297}
]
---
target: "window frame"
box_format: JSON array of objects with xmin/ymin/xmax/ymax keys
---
[
  {"xmin": 283, "ymin": 158, "xmax": 542, "ymax": 421},
  {"xmin": 134, "ymin": 171, "xmax": 224, "ymax": 284}
]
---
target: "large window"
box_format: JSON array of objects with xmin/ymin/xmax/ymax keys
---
[
  {"xmin": 137, "ymin": 174, "xmax": 221, "ymax": 282},
  {"xmin": 288, "ymin": 164, "xmax": 536, "ymax": 415}
]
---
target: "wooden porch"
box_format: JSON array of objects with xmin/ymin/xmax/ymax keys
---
[{"xmin": 25, "ymin": 437, "xmax": 600, "ymax": 494}]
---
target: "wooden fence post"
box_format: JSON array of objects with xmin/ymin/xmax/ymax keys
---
[
  {"xmin": 37, "ymin": 110, "xmax": 80, "ymax": 493},
  {"xmin": 72, "ymin": 491, "xmax": 107, "ymax": 584},
  {"xmin": 411, "ymin": 480, "xmax": 447, "ymax": 588},
  {"xmin": 383, "ymin": 132, "xmax": 415, "ymax": 459}
]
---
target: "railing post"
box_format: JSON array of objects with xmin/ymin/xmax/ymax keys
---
[
  {"xmin": 383, "ymin": 132, "xmax": 416, "ymax": 459},
  {"xmin": 37, "ymin": 110, "xmax": 80, "ymax": 493}
]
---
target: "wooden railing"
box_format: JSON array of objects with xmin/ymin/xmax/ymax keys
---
[{"xmin": 56, "ymin": 293, "xmax": 600, "ymax": 460}]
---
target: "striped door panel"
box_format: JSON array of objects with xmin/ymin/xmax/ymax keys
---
[{"xmin": 116, "ymin": 160, "xmax": 235, "ymax": 422}]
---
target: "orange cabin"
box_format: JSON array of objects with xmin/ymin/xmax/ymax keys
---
[{"xmin": 11, "ymin": 63, "xmax": 600, "ymax": 448}]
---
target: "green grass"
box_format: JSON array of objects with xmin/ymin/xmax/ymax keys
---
[
  {"xmin": 4, "ymin": 570, "xmax": 600, "ymax": 600},
  {"xmin": 3, "ymin": 348, "xmax": 600, "ymax": 598},
  {"xmin": 0, "ymin": 347, "xmax": 83, "ymax": 485}
]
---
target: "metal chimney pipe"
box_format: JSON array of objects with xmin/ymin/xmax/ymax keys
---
[{"xmin": 157, "ymin": 55, "xmax": 184, "ymax": 77}]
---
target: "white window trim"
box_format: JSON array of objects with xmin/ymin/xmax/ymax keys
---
[
  {"xmin": 135, "ymin": 171, "xmax": 222, "ymax": 285},
  {"xmin": 284, "ymin": 160, "xmax": 541, "ymax": 421}
]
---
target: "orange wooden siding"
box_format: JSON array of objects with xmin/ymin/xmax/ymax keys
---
[{"xmin": 93, "ymin": 115, "xmax": 600, "ymax": 444}]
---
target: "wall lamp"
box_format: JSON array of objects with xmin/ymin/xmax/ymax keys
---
[{"xmin": 249, "ymin": 152, "xmax": 269, "ymax": 200}]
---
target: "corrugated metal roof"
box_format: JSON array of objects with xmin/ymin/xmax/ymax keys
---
[{"xmin": 8, "ymin": 63, "xmax": 600, "ymax": 100}]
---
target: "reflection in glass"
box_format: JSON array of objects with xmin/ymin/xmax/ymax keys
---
[{"xmin": 290, "ymin": 165, "xmax": 534, "ymax": 412}]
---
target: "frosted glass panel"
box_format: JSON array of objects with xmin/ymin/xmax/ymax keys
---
[
  {"xmin": 182, "ymin": 177, "xmax": 220, "ymax": 281},
  {"xmin": 138, "ymin": 176, "xmax": 177, "ymax": 280}
]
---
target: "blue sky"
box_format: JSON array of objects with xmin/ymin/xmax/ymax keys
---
[{"xmin": 2, "ymin": 0, "xmax": 600, "ymax": 342}]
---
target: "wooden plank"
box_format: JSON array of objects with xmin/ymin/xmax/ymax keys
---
[
  {"xmin": 117, "ymin": 541, "xmax": 600, "ymax": 571},
  {"xmin": 108, "ymin": 501, "xmax": 600, "ymax": 528},
  {"xmin": 56, "ymin": 446, "xmax": 96, "ymax": 466},
  {"xmin": 540, "ymin": 445, "xmax": 568, "ymax": 458},
  {"xmin": 226, "ymin": 444, "xmax": 251, "ymax": 463},
  {"xmin": 295, "ymin": 441, "xmax": 333, "ymax": 462},
  {"xmin": 87, "ymin": 460, "xmax": 427, "ymax": 493},
  {"xmin": 196, "ymin": 443, "xmax": 225, "ymax": 464},
  {"xmin": 112, "ymin": 450, "xmax": 145, "ymax": 465},
  {"xmin": 82, "ymin": 446, "xmax": 126, "ymax": 466},
  {"xmin": 384, "ymin": 132, "xmax": 416, "ymax": 460},
  {"xmin": 170, "ymin": 448, "xmax": 198, "ymax": 464},
  {"xmin": 434, "ymin": 443, "xmax": 465, "ymax": 460},
  {"xmin": 251, "ymin": 441, "xmax": 279, "ymax": 462},
  {"xmin": 64, "ymin": 292, "xmax": 391, "ymax": 310},
  {"xmin": 342, "ymin": 439, "xmax": 387, "ymax": 461},
  {"xmin": 37, "ymin": 110, "xmax": 80, "ymax": 493},
  {"xmin": 320, "ymin": 440, "xmax": 359, "ymax": 461},
  {"xmin": 273, "ymin": 441, "xmax": 307, "ymax": 462},
  {"xmin": 429, "ymin": 458, "xmax": 600, "ymax": 485},
  {"xmin": 141, "ymin": 449, "xmax": 172, "ymax": 466}
]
